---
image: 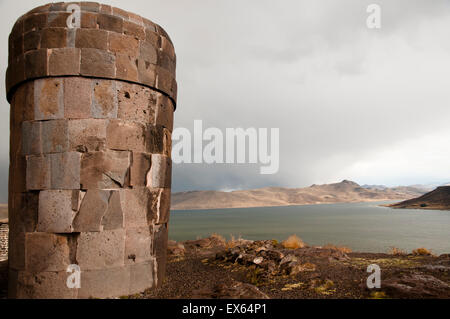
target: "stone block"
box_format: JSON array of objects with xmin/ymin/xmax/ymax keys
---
[
  {"xmin": 123, "ymin": 20, "xmax": 145, "ymax": 40},
  {"xmin": 117, "ymin": 82, "xmax": 156, "ymax": 124},
  {"xmin": 155, "ymin": 94, "xmax": 175, "ymax": 132},
  {"xmin": 113, "ymin": 7, "xmax": 129, "ymax": 20},
  {"xmin": 120, "ymin": 188, "xmax": 154, "ymax": 228},
  {"xmin": 37, "ymin": 190, "xmax": 80, "ymax": 233},
  {"xmin": 97, "ymin": 13, "xmax": 123, "ymax": 33},
  {"xmin": 68, "ymin": 119, "xmax": 107, "ymax": 152},
  {"xmin": 145, "ymin": 29, "xmax": 160, "ymax": 47},
  {"xmin": 77, "ymin": 267, "xmax": 129, "ymax": 299},
  {"xmin": 161, "ymin": 36, "xmax": 176, "ymax": 60},
  {"xmin": 9, "ymin": 192, "xmax": 39, "ymax": 236},
  {"xmin": 80, "ymin": 12, "xmax": 98, "ymax": 28},
  {"xmin": 26, "ymin": 155, "xmax": 51, "ymax": 190},
  {"xmin": 49, "ymin": 48, "xmax": 81, "ymax": 75},
  {"xmin": 102, "ymin": 191, "xmax": 124, "ymax": 231},
  {"xmin": 139, "ymin": 41, "xmax": 157, "ymax": 64},
  {"xmin": 72, "ymin": 190, "xmax": 110, "ymax": 232},
  {"xmin": 153, "ymin": 189, "xmax": 171, "ymax": 225},
  {"xmin": 23, "ymin": 30, "xmax": 41, "ymax": 52},
  {"xmin": 49, "ymin": 152, "xmax": 81, "ymax": 189},
  {"xmin": 75, "ymin": 29, "xmax": 108, "ymax": 50},
  {"xmin": 40, "ymin": 27, "xmax": 67, "ymax": 48},
  {"xmin": 64, "ymin": 77, "xmax": 92, "ymax": 119},
  {"xmin": 80, "ymin": 2, "xmax": 100, "ymax": 12},
  {"xmin": 34, "ymin": 78, "xmax": 64, "ymax": 120},
  {"xmin": 147, "ymin": 125, "xmax": 171, "ymax": 155},
  {"xmin": 153, "ymin": 223, "xmax": 168, "ymax": 284},
  {"xmin": 81, "ymin": 48, "xmax": 115, "ymax": 78},
  {"xmin": 130, "ymin": 152, "xmax": 151, "ymax": 186},
  {"xmin": 106, "ymin": 119, "xmax": 147, "ymax": 152},
  {"xmin": 125, "ymin": 226, "xmax": 153, "ymax": 265},
  {"xmin": 129, "ymin": 260, "xmax": 156, "ymax": 295},
  {"xmin": 115, "ymin": 53, "xmax": 139, "ymax": 82},
  {"xmin": 76, "ymin": 229, "xmax": 126, "ymax": 271},
  {"xmin": 109, "ymin": 33, "xmax": 139, "ymax": 57},
  {"xmin": 6, "ymin": 57, "xmax": 25, "ymax": 94},
  {"xmin": 99, "ymin": 4, "xmax": 113, "ymax": 15},
  {"xmin": 47, "ymin": 12, "xmax": 71, "ymax": 28},
  {"xmin": 137, "ymin": 59, "xmax": 156, "ymax": 87},
  {"xmin": 25, "ymin": 49, "xmax": 48, "ymax": 79},
  {"xmin": 11, "ymin": 81, "xmax": 35, "ymax": 123},
  {"xmin": 156, "ymin": 66, "xmax": 176, "ymax": 98},
  {"xmin": 10, "ymin": 156, "xmax": 27, "ymax": 193},
  {"xmin": 41, "ymin": 120, "xmax": 69, "ymax": 153},
  {"xmin": 92, "ymin": 79, "xmax": 118, "ymax": 118},
  {"xmin": 8, "ymin": 232, "xmax": 26, "ymax": 271},
  {"xmin": 22, "ymin": 121, "xmax": 42, "ymax": 155},
  {"xmin": 147, "ymin": 154, "xmax": 172, "ymax": 189},
  {"xmin": 9, "ymin": 269, "xmax": 78, "ymax": 299},
  {"xmin": 158, "ymin": 51, "xmax": 176, "ymax": 75},
  {"xmin": 80, "ymin": 150, "xmax": 130, "ymax": 189},
  {"xmin": 25, "ymin": 232, "xmax": 71, "ymax": 273},
  {"xmin": 24, "ymin": 13, "xmax": 47, "ymax": 33}
]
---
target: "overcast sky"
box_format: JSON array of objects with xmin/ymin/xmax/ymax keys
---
[{"xmin": 0, "ymin": 0, "xmax": 449, "ymax": 201}]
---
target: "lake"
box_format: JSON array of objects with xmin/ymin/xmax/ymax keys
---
[{"xmin": 169, "ymin": 201, "xmax": 450, "ymax": 254}]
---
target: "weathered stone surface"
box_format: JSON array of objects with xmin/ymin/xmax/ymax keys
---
[
  {"xmin": 106, "ymin": 120, "xmax": 147, "ymax": 152},
  {"xmin": 72, "ymin": 190, "xmax": 110, "ymax": 232},
  {"xmin": 137, "ymin": 59, "xmax": 156, "ymax": 87},
  {"xmin": 25, "ymin": 232, "xmax": 71, "ymax": 273},
  {"xmin": 37, "ymin": 190, "xmax": 80, "ymax": 233},
  {"xmin": 97, "ymin": 13, "xmax": 123, "ymax": 33},
  {"xmin": 115, "ymin": 53, "xmax": 139, "ymax": 82},
  {"xmin": 23, "ymin": 30, "xmax": 40, "ymax": 52},
  {"xmin": 49, "ymin": 152, "xmax": 81, "ymax": 189},
  {"xmin": 120, "ymin": 188, "xmax": 154, "ymax": 228},
  {"xmin": 41, "ymin": 120, "xmax": 68, "ymax": 153},
  {"xmin": 40, "ymin": 28, "xmax": 67, "ymax": 49},
  {"xmin": 92, "ymin": 80, "xmax": 118, "ymax": 118},
  {"xmin": 109, "ymin": 33, "xmax": 139, "ymax": 57},
  {"xmin": 25, "ymin": 49, "xmax": 48, "ymax": 79},
  {"xmin": 155, "ymin": 94, "xmax": 174, "ymax": 132},
  {"xmin": 48, "ymin": 48, "xmax": 80, "ymax": 75},
  {"xmin": 125, "ymin": 226, "xmax": 153, "ymax": 265},
  {"xmin": 64, "ymin": 77, "xmax": 92, "ymax": 119},
  {"xmin": 147, "ymin": 154, "xmax": 172, "ymax": 188},
  {"xmin": 24, "ymin": 13, "xmax": 47, "ymax": 33},
  {"xmin": 9, "ymin": 269, "xmax": 78, "ymax": 299},
  {"xmin": 80, "ymin": 150, "xmax": 130, "ymax": 189},
  {"xmin": 139, "ymin": 41, "xmax": 157, "ymax": 64},
  {"xmin": 129, "ymin": 260, "xmax": 156, "ymax": 295},
  {"xmin": 153, "ymin": 223, "xmax": 168, "ymax": 262},
  {"xmin": 22, "ymin": 121, "xmax": 42, "ymax": 155},
  {"xmin": 68, "ymin": 119, "xmax": 107, "ymax": 152},
  {"xmin": 34, "ymin": 78, "xmax": 64, "ymax": 120},
  {"xmin": 102, "ymin": 191, "xmax": 124, "ymax": 230},
  {"xmin": 9, "ymin": 192, "xmax": 39, "ymax": 237},
  {"xmin": 130, "ymin": 152, "xmax": 151, "ymax": 186},
  {"xmin": 77, "ymin": 267, "xmax": 129, "ymax": 299},
  {"xmin": 76, "ymin": 229, "xmax": 126, "ymax": 270},
  {"xmin": 123, "ymin": 20, "xmax": 145, "ymax": 40},
  {"xmin": 80, "ymin": 11, "xmax": 98, "ymax": 29},
  {"xmin": 26, "ymin": 155, "xmax": 51, "ymax": 190},
  {"xmin": 75, "ymin": 29, "xmax": 108, "ymax": 50},
  {"xmin": 117, "ymin": 82, "xmax": 156, "ymax": 124},
  {"xmin": 81, "ymin": 48, "xmax": 115, "ymax": 78},
  {"xmin": 153, "ymin": 189, "xmax": 171, "ymax": 225}
]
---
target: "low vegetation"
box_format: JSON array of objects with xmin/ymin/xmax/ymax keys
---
[
  {"xmin": 323, "ymin": 244, "xmax": 352, "ymax": 254},
  {"xmin": 412, "ymin": 247, "xmax": 434, "ymax": 256},
  {"xmin": 282, "ymin": 235, "xmax": 305, "ymax": 249},
  {"xmin": 389, "ymin": 247, "xmax": 407, "ymax": 256}
]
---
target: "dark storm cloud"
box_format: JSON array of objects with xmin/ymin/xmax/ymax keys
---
[{"xmin": 0, "ymin": 0, "xmax": 449, "ymax": 199}]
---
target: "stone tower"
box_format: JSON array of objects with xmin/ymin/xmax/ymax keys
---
[{"xmin": 6, "ymin": 2, "xmax": 176, "ymax": 299}]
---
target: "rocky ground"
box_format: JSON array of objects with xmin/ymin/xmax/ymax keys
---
[
  {"xmin": 136, "ymin": 236, "xmax": 450, "ymax": 299},
  {"xmin": 1, "ymin": 236, "xmax": 449, "ymax": 299}
]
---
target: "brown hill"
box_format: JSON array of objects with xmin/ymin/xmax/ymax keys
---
[
  {"xmin": 172, "ymin": 180, "xmax": 426, "ymax": 210},
  {"xmin": 389, "ymin": 186, "xmax": 450, "ymax": 210}
]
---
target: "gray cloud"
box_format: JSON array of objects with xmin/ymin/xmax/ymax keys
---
[{"xmin": 0, "ymin": 0, "xmax": 449, "ymax": 200}]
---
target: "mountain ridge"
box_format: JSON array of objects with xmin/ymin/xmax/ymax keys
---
[{"xmin": 172, "ymin": 180, "xmax": 427, "ymax": 210}]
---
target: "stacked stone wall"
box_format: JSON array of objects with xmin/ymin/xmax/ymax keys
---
[{"xmin": 6, "ymin": 2, "xmax": 176, "ymax": 299}]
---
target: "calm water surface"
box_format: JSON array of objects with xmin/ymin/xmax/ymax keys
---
[{"xmin": 169, "ymin": 201, "xmax": 450, "ymax": 254}]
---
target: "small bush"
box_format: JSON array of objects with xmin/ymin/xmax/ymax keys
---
[
  {"xmin": 389, "ymin": 247, "xmax": 407, "ymax": 256},
  {"xmin": 323, "ymin": 244, "xmax": 352, "ymax": 254},
  {"xmin": 282, "ymin": 235, "xmax": 305, "ymax": 249},
  {"xmin": 412, "ymin": 247, "xmax": 434, "ymax": 256}
]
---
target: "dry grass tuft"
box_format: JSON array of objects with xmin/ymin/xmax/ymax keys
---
[
  {"xmin": 412, "ymin": 247, "xmax": 434, "ymax": 256},
  {"xmin": 282, "ymin": 235, "xmax": 305, "ymax": 249},
  {"xmin": 389, "ymin": 247, "xmax": 407, "ymax": 256},
  {"xmin": 323, "ymin": 244, "xmax": 352, "ymax": 254}
]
